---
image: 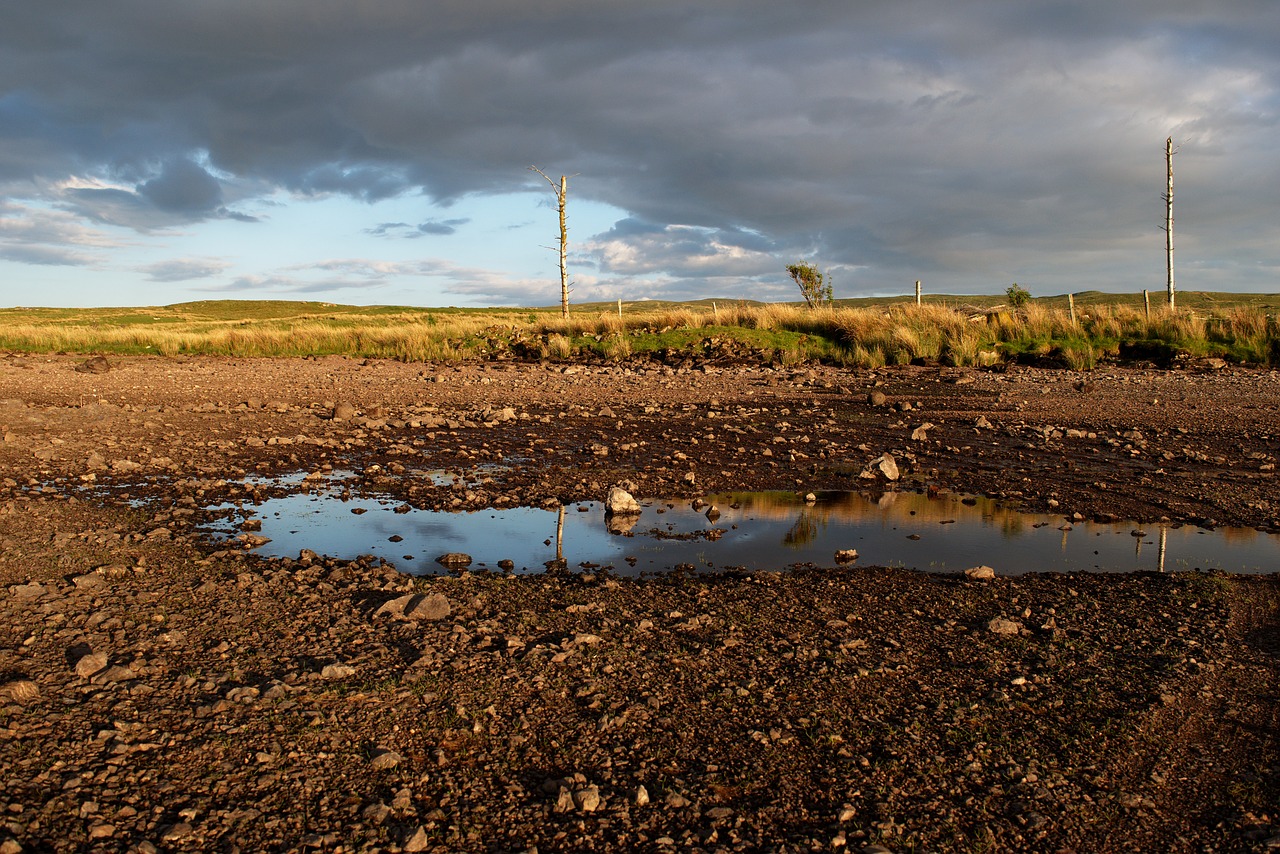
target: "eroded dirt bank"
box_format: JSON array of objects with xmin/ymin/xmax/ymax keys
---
[{"xmin": 0, "ymin": 354, "xmax": 1277, "ymax": 853}]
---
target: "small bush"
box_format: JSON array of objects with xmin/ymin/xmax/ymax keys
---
[{"xmin": 1006, "ymin": 283, "xmax": 1031, "ymax": 308}]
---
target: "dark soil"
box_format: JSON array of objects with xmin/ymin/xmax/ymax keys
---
[{"xmin": 1, "ymin": 354, "xmax": 1277, "ymax": 853}]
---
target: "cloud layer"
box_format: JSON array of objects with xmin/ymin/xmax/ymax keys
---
[{"xmin": 2, "ymin": 1, "xmax": 1278, "ymax": 303}]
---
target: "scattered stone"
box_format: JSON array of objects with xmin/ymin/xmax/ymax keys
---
[
  {"xmin": 988, "ymin": 617, "xmax": 1022, "ymax": 636},
  {"xmin": 74, "ymin": 651, "xmax": 108, "ymax": 679},
  {"xmin": 331, "ymin": 403, "xmax": 357, "ymax": 421},
  {"xmin": 860, "ymin": 453, "xmax": 901, "ymax": 481},
  {"xmin": 0, "ymin": 679, "xmax": 39, "ymax": 704},
  {"xmin": 436, "ymin": 552, "xmax": 473, "ymax": 568},
  {"xmin": 10, "ymin": 582, "xmax": 48, "ymax": 600},
  {"xmin": 87, "ymin": 824, "xmax": 115, "ymax": 840},
  {"xmin": 74, "ymin": 356, "xmax": 112, "ymax": 374},
  {"xmin": 975, "ymin": 415, "xmax": 994, "ymax": 429},
  {"xmin": 834, "ymin": 549, "xmax": 859, "ymax": 564},
  {"xmin": 361, "ymin": 803, "xmax": 391, "ymax": 824},
  {"xmin": 964, "ymin": 565, "xmax": 996, "ymax": 580},
  {"xmin": 375, "ymin": 593, "xmax": 452, "ymax": 622},
  {"xmin": 71, "ymin": 572, "xmax": 106, "ymax": 590},
  {"xmin": 573, "ymin": 785, "xmax": 602, "ymax": 812},
  {"xmin": 634, "ymin": 785, "xmax": 650, "ymax": 806},
  {"xmin": 161, "ymin": 823, "xmax": 193, "ymax": 841},
  {"xmin": 320, "ymin": 664, "xmax": 356, "ymax": 680},
  {"xmin": 605, "ymin": 487, "xmax": 641, "ymax": 514},
  {"xmin": 910, "ymin": 422, "xmax": 936, "ymax": 441},
  {"xmin": 403, "ymin": 826, "xmax": 431, "ymax": 852},
  {"xmin": 867, "ymin": 390, "xmax": 887, "ymax": 406},
  {"xmin": 369, "ymin": 750, "xmax": 403, "ymax": 770}
]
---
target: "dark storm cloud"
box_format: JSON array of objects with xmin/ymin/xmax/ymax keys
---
[
  {"xmin": 136, "ymin": 158, "xmax": 222, "ymax": 214},
  {"xmin": 2, "ymin": 0, "xmax": 1278, "ymax": 294}
]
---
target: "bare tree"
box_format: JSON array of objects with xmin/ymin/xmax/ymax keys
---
[
  {"xmin": 530, "ymin": 166, "xmax": 571, "ymax": 318},
  {"xmin": 1163, "ymin": 137, "xmax": 1177, "ymax": 309}
]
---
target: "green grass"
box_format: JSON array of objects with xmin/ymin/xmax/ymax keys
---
[{"xmin": 1, "ymin": 292, "xmax": 1277, "ymax": 370}]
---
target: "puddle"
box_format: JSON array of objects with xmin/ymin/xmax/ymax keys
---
[{"xmin": 203, "ymin": 485, "xmax": 1280, "ymax": 577}]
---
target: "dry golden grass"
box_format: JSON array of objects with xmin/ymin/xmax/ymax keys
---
[{"xmin": 1, "ymin": 298, "xmax": 1275, "ymax": 369}]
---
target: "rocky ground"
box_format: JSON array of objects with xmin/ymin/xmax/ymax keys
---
[{"xmin": 0, "ymin": 353, "xmax": 1277, "ymax": 853}]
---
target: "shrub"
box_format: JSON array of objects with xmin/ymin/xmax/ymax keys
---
[
  {"xmin": 786, "ymin": 263, "xmax": 833, "ymax": 309},
  {"xmin": 1006, "ymin": 283, "xmax": 1031, "ymax": 308}
]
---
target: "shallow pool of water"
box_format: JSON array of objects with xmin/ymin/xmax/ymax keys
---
[{"xmin": 205, "ymin": 485, "xmax": 1280, "ymax": 577}]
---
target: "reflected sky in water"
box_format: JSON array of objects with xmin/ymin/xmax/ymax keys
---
[{"xmin": 205, "ymin": 485, "xmax": 1280, "ymax": 577}]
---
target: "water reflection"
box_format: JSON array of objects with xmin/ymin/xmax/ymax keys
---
[{"xmin": 204, "ymin": 483, "xmax": 1280, "ymax": 578}]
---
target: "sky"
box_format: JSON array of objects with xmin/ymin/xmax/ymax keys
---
[{"xmin": 1, "ymin": 1, "xmax": 1278, "ymax": 309}]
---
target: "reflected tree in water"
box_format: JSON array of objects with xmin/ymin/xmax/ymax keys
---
[{"xmin": 784, "ymin": 511, "xmax": 821, "ymax": 548}]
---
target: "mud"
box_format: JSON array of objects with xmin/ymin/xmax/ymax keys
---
[{"xmin": 0, "ymin": 354, "xmax": 1277, "ymax": 853}]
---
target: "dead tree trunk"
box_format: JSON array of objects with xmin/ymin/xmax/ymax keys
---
[
  {"xmin": 530, "ymin": 167, "xmax": 571, "ymax": 318},
  {"xmin": 1165, "ymin": 137, "xmax": 1176, "ymax": 310}
]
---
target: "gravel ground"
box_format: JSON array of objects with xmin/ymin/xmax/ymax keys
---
[{"xmin": 0, "ymin": 353, "xmax": 1277, "ymax": 853}]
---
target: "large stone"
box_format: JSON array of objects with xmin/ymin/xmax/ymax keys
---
[
  {"xmin": 74, "ymin": 356, "xmax": 111, "ymax": 374},
  {"xmin": 574, "ymin": 785, "xmax": 602, "ymax": 812},
  {"xmin": 910, "ymin": 422, "xmax": 936, "ymax": 441},
  {"xmin": 834, "ymin": 549, "xmax": 859, "ymax": 564},
  {"xmin": 321, "ymin": 663, "xmax": 356, "ymax": 680},
  {"xmin": 965, "ymin": 565, "xmax": 996, "ymax": 580},
  {"xmin": 375, "ymin": 592, "xmax": 452, "ymax": 622},
  {"xmin": 74, "ymin": 651, "xmax": 108, "ymax": 679},
  {"xmin": 988, "ymin": 617, "xmax": 1022, "ymax": 635},
  {"xmin": 435, "ymin": 553, "xmax": 472, "ymax": 569},
  {"xmin": 10, "ymin": 582, "xmax": 48, "ymax": 600},
  {"xmin": 369, "ymin": 749, "xmax": 403, "ymax": 770},
  {"xmin": 0, "ymin": 679, "xmax": 39, "ymax": 704},
  {"xmin": 403, "ymin": 827, "xmax": 431, "ymax": 853},
  {"xmin": 605, "ymin": 487, "xmax": 641, "ymax": 515},
  {"xmin": 875, "ymin": 454, "xmax": 900, "ymax": 481}
]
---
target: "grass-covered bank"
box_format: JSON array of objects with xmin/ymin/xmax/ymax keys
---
[{"xmin": 1, "ymin": 293, "xmax": 1278, "ymax": 369}]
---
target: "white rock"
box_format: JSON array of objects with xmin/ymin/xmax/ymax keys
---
[
  {"xmin": 964, "ymin": 565, "xmax": 996, "ymax": 580},
  {"xmin": 877, "ymin": 454, "xmax": 900, "ymax": 481},
  {"xmin": 605, "ymin": 487, "xmax": 641, "ymax": 514}
]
